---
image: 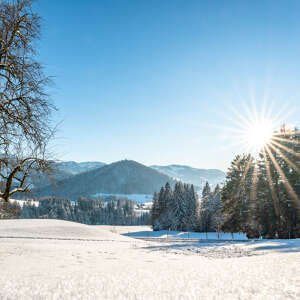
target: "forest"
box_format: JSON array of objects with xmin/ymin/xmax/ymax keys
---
[
  {"xmin": 10, "ymin": 197, "xmax": 149, "ymax": 226},
  {"xmin": 151, "ymin": 129, "xmax": 300, "ymax": 239}
]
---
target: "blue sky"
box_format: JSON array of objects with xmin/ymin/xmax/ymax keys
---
[{"xmin": 36, "ymin": 0, "xmax": 300, "ymax": 171}]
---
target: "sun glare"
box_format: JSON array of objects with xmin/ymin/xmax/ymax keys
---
[
  {"xmin": 222, "ymin": 101, "xmax": 290, "ymax": 157},
  {"xmin": 243, "ymin": 118, "xmax": 274, "ymax": 154}
]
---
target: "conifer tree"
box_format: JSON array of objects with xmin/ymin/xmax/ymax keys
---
[
  {"xmin": 221, "ymin": 129, "xmax": 300, "ymax": 239},
  {"xmin": 172, "ymin": 182, "xmax": 185, "ymax": 230},
  {"xmin": 202, "ymin": 182, "xmax": 211, "ymax": 198},
  {"xmin": 150, "ymin": 192, "xmax": 160, "ymax": 230},
  {"xmin": 184, "ymin": 184, "xmax": 198, "ymax": 231},
  {"xmin": 221, "ymin": 154, "xmax": 255, "ymax": 235}
]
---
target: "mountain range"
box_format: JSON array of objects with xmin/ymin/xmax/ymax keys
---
[
  {"xmin": 35, "ymin": 160, "xmax": 176, "ymax": 200},
  {"xmin": 55, "ymin": 161, "xmax": 106, "ymax": 175},
  {"xmin": 33, "ymin": 160, "xmax": 225, "ymax": 201},
  {"xmin": 30, "ymin": 161, "xmax": 106, "ymax": 188},
  {"xmin": 151, "ymin": 165, "xmax": 225, "ymax": 188}
]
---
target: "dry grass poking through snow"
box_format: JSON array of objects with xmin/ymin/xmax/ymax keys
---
[{"xmin": 0, "ymin": 220, "xmax": 299, "ymax": 299}]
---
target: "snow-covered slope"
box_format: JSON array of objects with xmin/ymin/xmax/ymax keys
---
[
  {"xmin": 151, "ymin": 164, "xmax": 225, "ymax": 189},
  {"xmin": 0, "ymin": 219, "xmax": 299, "ymax": 299},
  {"xmin": 0, "ymin": 219, "xmax": 128, "ymax": 241}
]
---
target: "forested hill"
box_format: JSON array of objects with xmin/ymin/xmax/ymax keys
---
[
  {"xmin": 35, "ymin": 160, "xmax": 176, "ymax": 200},
  {"xmin": 30, "ymin": 161, "xmax": 106, "ymax": 188},
  {"xmin": 55, "ymin": 161, "xmax": 106, "ymax": 175}
]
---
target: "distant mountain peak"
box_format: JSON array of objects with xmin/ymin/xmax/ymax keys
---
[
  {"xmin": 36, "ymin": 160, "xmax": 175, "ymax": 200},
  {"xmin": 55, "ymin": 161, "xmax": 106, "ymax": 175},
  {"xmin": 150, "ymin": 164, "xmax": 225, "ymax": 188},
  {"xmin": 32, "ymin": 160, "xmax": 224, "ymax": 201}
]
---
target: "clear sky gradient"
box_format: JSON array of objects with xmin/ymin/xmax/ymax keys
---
[{"xmin": 36, "ymin": 0, "xmax": 300, "ymax": 171}]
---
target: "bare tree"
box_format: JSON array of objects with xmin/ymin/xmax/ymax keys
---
[{"xmin": 0, "ymin": 0, "xmax": 55, "ymax": 206}]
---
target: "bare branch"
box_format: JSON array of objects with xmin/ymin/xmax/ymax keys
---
[{"xmin": 0, "ymin": 0, "xmax": 56, "ymax": 204}]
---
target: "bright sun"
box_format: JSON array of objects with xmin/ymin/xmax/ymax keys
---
[
  {"xmin": 244, "ymin": 118, "xmax": 274, "ymax": 153},
  {"xmin": 223, "ymin": 102, "xmax": 286, "ymax": 156}
]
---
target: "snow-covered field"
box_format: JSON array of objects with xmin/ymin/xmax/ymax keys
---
[
  {"xmin": 0, "ymin": 220, "xmax": 299, "ymax": 299},
  {"xmin": 117, "ymin": 226, "xmax": 248, "ymax": 240},
  {"xmin": 92, "ymin": 193, "xmax": 153, "ymax": 203}
]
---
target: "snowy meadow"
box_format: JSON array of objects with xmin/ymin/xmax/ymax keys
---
[
  {"xmin": 0, "ymin": 0, "xmax": 300, "ymax": 299},
  {"xmin": 0, "ymin": 220, "xmax": 299, "ymax": 299}
]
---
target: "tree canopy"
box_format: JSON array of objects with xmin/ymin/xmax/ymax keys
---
[{"xmin": 0, "ymin": 0, "xmax": 55, "ymax": 205}]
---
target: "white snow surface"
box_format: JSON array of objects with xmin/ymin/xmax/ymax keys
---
[
  {"xmin": 123, "ymin": 227, "xmax": 248, "ymax": 240},
  {"xmin": 92, "ymin": 193, "xmax": 153, "ymax": 203},
  {"xmin": 9, "ymin": 199, "xmax": 39, "ymax": 207},
  {"xmin": 0, "ymin": 220, "xmax": 299, "ymax": 300}
]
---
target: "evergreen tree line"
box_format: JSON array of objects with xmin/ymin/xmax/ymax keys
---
[
  {"xmin": 152, "ymin": 129, "xmax": 300, "ymax": 240},
  {"xmin": 14, "ymin": 197, "xmax": 149, "ymax": 225},
  {"xmin": 221, "ymin": 130, "xmax": 300, "ymax": 239},
  {"xmin": 199, "ymin": 182, "xmax": 223, "ymax": 233},
  {"xmin": 150, "ymin": 181, "xmax": 222, "ymax": 232}
]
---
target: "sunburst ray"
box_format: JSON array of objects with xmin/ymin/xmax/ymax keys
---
[
  {"xmin": 262, "ymin": 148, "xmax": 281, "ymax": 218},
  {"xmin": 272, "ymin": 136, "xmax": 300, "ymax": 145},
  {"xmin": 268, "ymin": 142, "xmax": 300, "ymax": 174},
  {"xmin": 270, "ymin": 139, "xmax": 300, "ymax": 159},
  {"xmin": 265, "ymin": 145, "xmax": 300, "ymax": 211},
  {"xmin": 234, "ymin": 155, "xmax": 254, "ymax": 198}
]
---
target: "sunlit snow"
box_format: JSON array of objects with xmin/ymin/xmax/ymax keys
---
[{"xmin": 0, "ymin": 220, "xmax": 299, "ymax": 299}]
